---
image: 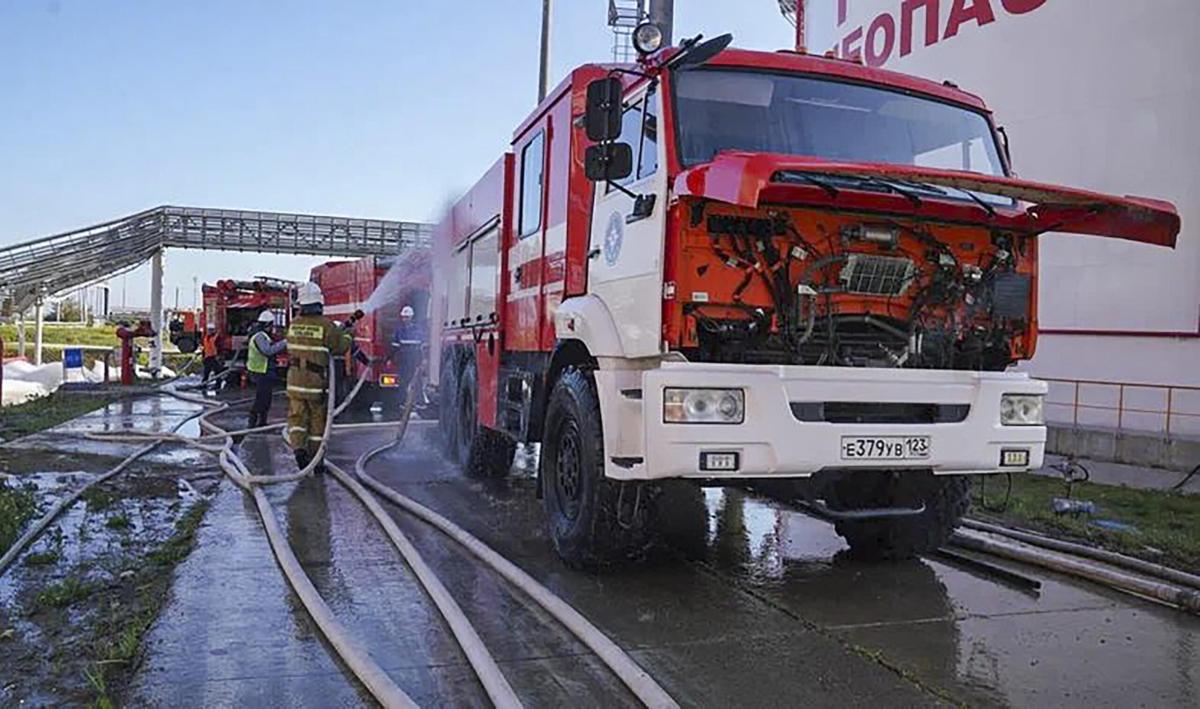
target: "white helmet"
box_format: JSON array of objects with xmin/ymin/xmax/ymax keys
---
[
  {"xmin": 257, "ymin": 311, "xmax": 276, "ymax": 324},
  {"xmin": 400, "ymin": 305, "xmax": 414, "ymax": 318},
  {"xmin": 296, "ymin": 281, "xmax": 324, "ymax": 306},
  {"xmin": 206, "ymin": 323, "xmax": 216, "ymax": 332}
]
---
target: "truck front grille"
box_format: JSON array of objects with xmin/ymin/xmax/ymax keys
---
[
  {"xmin": 790, "ymin": 402, "xmax": 970, "ymax": 424},
  {"xmin": 839, "ymin": 254, "xmax": 914, "ymax": 296}
]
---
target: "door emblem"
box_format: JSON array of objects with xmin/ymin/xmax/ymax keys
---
[{"xmin": 603, "ymin": 211, "xmax": 624, "ymax": 267}]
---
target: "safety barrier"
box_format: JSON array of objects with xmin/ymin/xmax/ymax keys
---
[{"xmin": 1040, "ymin": 377, "xmax": 1200, "ymax": 436}]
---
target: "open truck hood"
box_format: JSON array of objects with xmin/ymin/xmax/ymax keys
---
[{"xmin": 674, "ymin": 153, "xmax": 1180, "ymax": 248}]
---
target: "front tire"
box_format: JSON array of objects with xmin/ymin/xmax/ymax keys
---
[
  {"xmin": 540, "ymin": 366, "xmax": 656, "ymax": 570},
  {"xmin": 830, "ymin": 472, "xmax": 970, "ymax": 561}
]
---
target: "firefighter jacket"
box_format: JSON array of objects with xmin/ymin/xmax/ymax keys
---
[{"xmin": 285, "ymin": 314, "xmax": 351, "ymax": 400}]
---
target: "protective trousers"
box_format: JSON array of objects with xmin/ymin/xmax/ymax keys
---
[{"xmin": 287, "ymin": 396, "xmax": 327, "ymax": 455}]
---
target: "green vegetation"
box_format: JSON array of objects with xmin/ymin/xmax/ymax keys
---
[
  {"xmin": 84, "ymin": 500, "xmax": 211, "ymax": 706},
  {"xmin": 0, "ymin": 390, "xmax": 118, "ymax": 441},
  {"xmin": 82, "ymin": 487, "xmax": 118, "ymax": 512},
  {"xmin": 1, "ymin": 480, "xmax": 38, "ymax": 555},
  {"xmin": 24, "ymin": 549, "xmax": 61, "ymax": 566},
  {"xmin": 104, "ymin": 514, "xmax": 131, "ymax": 531},
  {"xmin": 33, "ymin": 577, "xmax": 98, "ymax": 611},
  {"xmin": 973, "ymin": 473, "xmax": 1200, "ymax": 573}
]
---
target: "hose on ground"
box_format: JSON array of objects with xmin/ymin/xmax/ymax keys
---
[
  {"xmin": 960, "ymin": 518, "xmax": 1200, "ymax": 592},
  {"xmin": 952, "ymin": 528, "xmax": 1200, "ymax": 614},
  {"xmin": 353, "ymin": 368, "xmax": 681, "ymax": 709}
]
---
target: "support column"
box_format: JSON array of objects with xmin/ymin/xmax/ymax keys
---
[
  {"xmin": 34, "ymin": 298, "xmax": 44, "ymax": 366},
  {"xmin": 649, "ymin": 0, "xmax": 674, "ymax": 46},
  {"xmin": 17, "ymin": 313, "xmax": 26, "ymax": 358},
  {"xmin": 537, "ymin": 0, "xmax": 552, "ymax": 102},
  {"xmin": 149, "ymin": 250, "xmax": 164, "ymax": 376}
]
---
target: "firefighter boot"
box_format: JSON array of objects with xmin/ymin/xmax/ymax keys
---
[{"xmin": 294, "ymin": 448, "xmax": 311, "ymax": 472}]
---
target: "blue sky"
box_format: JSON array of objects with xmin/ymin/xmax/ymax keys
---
[{"xmin": 0, "ymin": 0, "xmax": 794, "ymax": 309}]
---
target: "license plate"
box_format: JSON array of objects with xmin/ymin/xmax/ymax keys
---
[{"xmin": 841, "ymin": 436, "xmax": 931, "ymax": 461}]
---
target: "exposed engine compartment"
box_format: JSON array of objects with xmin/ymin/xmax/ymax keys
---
[{"xmin": 670, "ymin": 200, "xmax": 1036, "ymax": 371}]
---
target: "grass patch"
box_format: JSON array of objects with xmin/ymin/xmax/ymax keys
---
[
  {"xmin": 24, "ymin": 549, "xmax": 61, "ymax": 567},
  {"xmin": 0, "ymin": 480, "xmax": 38, "ymax": 556},
  {"xmin": 83, "ymin": 499, "xmax": 211, "ymax": 705},
  {"xmin": 973, "ymin": 473, "xmax": 1200, "ymax": 573},
  {"xmin": 33, "ymin": 577, "xmax": 98, "ymax": 611},
  {"xmin": 82, "ymin": 487, "xmax": 118, "ymax": 512},
  {"xmin": 0, "ymin": 391, "xmax": 118, "ymax": 442},
  {"xmin": 104, "ymin": 514, "xmax": 131, "ymax": 531}
]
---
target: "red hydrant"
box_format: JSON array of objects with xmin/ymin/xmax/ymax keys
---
[{"xmin": 115, "ymin": 320, "xmax": 156, "ymax": 385}]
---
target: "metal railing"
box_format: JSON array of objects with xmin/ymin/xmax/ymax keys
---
[{"xmin": 1040, "ymin": 377, "xmax": 1200, "ymax": 436}]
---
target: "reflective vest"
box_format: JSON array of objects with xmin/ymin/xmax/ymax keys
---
[
  {"xmin": 202, "ymin": 334, "xmax": 218, "ymax": 358},
  {"xmin": 286, "ymin": 313, "xmax": 351, "ymax": 399},
  {"xmin": 247, "ymin": 331, "xmax": 271, "ymax": 375}
]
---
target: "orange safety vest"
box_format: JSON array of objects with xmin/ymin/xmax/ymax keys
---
[{"xmin": 202, "ymin": 334, "xmax": 219, "ymax": 358}]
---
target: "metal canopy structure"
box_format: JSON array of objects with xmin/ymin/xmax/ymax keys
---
[{"xmin": 0, "ymin": 205, "xmax": 431, "ymax": 311}]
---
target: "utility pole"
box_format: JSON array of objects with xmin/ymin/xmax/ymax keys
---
[
  {"xmin": 538, "ymin": 0, "xmax": 553, "ymax": 102},
  {"xmin": 648, "ymin": 0, "xmax": 673, "ymax": 46}
]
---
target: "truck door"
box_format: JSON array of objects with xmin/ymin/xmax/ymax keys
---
[
  {"xmin": 587, "ymin": 84, "xmax": 668, "ymax": 357},
  {"xmin": 506, "ymin": 126, "xmax": 548, "ymax": 351}
]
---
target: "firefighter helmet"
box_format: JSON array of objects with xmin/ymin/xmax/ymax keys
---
[
  {"xmin": 257, "ymin": 310, "xmax": 276, "ymax": 324},
  {"xmin": 296, "ymin": 281, "xmax": 324, "ymax": 306},
  {"xmin": 400, "ymin": 305, "xmax": 414, "ymax": 318}
]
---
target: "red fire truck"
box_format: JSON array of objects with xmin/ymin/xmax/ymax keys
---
[
  {"xmin": 310, "ymin": 251, "xmax": 431, "ymax": 410},
  {"xmin": 433, "ymin": 28, "xmax": 1179, "ymax": 569},
  {"xmin": 200, "ymin": 278, "xmax": 293, "ymax": 365}
]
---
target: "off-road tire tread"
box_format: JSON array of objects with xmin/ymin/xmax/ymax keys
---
[{"xmin": 542, "ymin": 367, "xmax": 657, "ymax": 571}]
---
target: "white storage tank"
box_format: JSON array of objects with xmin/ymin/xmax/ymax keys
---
[{"xmin": 804, "ymin": 0, "xmax": 1200, "ymax": 432}]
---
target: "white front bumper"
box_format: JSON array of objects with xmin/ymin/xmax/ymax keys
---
[{"xmin": 594, "ymin": 362, "xmax": 1046, "ymax": 481}]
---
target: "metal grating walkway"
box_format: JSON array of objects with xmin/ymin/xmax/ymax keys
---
[{"xmin": 0, "ymin": 205, "xmax": 431, "ymax": 311}]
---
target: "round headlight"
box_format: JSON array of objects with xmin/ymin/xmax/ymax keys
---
[{"xmin": 632, "ymin": 22, "xmax": 665, "ymax": 55}]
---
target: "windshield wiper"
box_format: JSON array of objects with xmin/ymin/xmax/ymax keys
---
[
  {"xmin": 886, "ymin": 176, "xmax": 997, "ymax": 219},
  {"xmin": 863, "ymin": 177, "xmax": 923, "ymax": 207},
  {"xmin": 783, "ymin": 171, "xmax": 840, "ymax": 199}
]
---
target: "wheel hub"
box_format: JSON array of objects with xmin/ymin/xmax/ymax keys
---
[{"xmin": 554, "ymin": 420, "xmax": 582, "ymax": 520}]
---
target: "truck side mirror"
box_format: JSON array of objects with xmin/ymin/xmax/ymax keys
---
[
  {"xmin": 584, "ymin": 143, "xmax": 633, "ymax": 182},
  {"xmin": 585, "ymin": 77, "xmax": 623, "ymax": 141}
]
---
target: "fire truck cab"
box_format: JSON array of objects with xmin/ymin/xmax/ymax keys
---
[{"xmin": 433, "ymin": 31, "xmax": 1180, "ymax": 569}]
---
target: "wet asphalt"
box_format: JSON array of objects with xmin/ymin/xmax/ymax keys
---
[{"xmin": 28, "ymin": 395, "xmax": 1197, "ymax": 707}]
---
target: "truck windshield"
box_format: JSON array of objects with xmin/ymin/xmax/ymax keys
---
[{"xmin": 673, "ymin": 69, "xmax": 1006, "ymax": 178}]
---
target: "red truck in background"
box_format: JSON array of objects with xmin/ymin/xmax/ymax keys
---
[
  {"xmin": 310, "ymin": 251, "xmax": 431, "ymax": 411},
  {"xmin": 167, "ymin": 309, "xmax": 201, "ymax": 353},
  {"xmin": 200, "ymin": 277, "xmax": 294, "ymax": 366}
]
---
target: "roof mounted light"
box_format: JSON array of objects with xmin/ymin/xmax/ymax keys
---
[{"xmin": 632, "ymin": 22, "xmax": 665, "ymax": 55}]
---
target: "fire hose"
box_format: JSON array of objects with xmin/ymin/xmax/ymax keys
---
[{"xmin": 6, "ymin": 349, "xmax": 677, "ymax": 707}]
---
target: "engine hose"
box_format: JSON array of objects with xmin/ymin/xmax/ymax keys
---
[
  {"xmin": 961, "ymin": 519, "xmax": 1200, "ymax": 592},
  {"xmin": 353, "ymin": 374, "xmax": 680, "ymax": 709}
]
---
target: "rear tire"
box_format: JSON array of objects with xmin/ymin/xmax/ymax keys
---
[
  {"xmin": 541, "ymin": 366, "xmax": 656, "ymax": 570},
  {"xmin": 175, "ymin": 335, "xmax": 197, "ymax": 354},
  {"xmin": 455, "ymin": 362, "xmax": 478, "ymax": 467},
  {"xmin": 830, "ymin": 472, "xmax": 970, "ymax": 561},
  {"xmin": 439, "ymin": 353, "xmax": 459, "ymax": 457}
]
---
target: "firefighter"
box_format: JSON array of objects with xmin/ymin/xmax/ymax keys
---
[
  {"xmin": 391, "ymin": 304, "xmax": 424, "ymax": 396},
  {"xmin": 247, "ymin": 310, "xmax": 287, "ymax": 429},
  {"xmin": 285, "ymin": 282, "xmax": 352, "ymax": 472},
  {"xmin": 201, "ymin": 324, "xmax": 224, "ymax": 389}
]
